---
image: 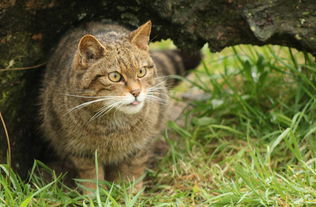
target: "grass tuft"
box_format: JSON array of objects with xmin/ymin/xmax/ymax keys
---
[{"xmin": 1, "ymin": 43, "xmax": 316, "ymax": 206}]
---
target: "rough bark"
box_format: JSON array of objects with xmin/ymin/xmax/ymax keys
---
[{"xmin": 0, "ymin": 0, "xmax": 315, "ymax": 177}]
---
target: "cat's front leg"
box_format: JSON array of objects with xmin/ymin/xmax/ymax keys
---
[
  {"xmin": 111, "ymin": 150, "xmax": 149, "ymax": 192},
  {"xmin": 70, "ymin": 156, "xmax": 105, "ymax": 194}
]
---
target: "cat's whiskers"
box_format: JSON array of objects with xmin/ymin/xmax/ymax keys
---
[
  {"xmin": 88, "ymin": 101, "xmax": 122, "ymax": 122},
  {"xmin": 66, "ymin": 95, "xmax": 124, "ymax": 114},
  {"xmin": 146, "ymin": 95, "xmax": 167, "ymax": 105},
  {"xmin": 39, "ymin": 20, "xmax": 186, "ymax": 193},
  {"xmin": 88, "ymin": 96, "xmax": 132, "ymax": 122},
  {"xmin": 147, "ymin": 89, "xmax": 164, "ymax": 94},
  {"xmin": 110, "ymin": 101, "xmax": 126, "ymax": 118},
  {"xmin": 144, "ymin": 81, "xmax": 168, "ymax": 105},
  {"xmin": 100, "ymin": 98, "xmax": 128, "ymax": 114},
  {"xmin": 147, "ymin": 86, "xmax": 165, "ymax": 91},
  {"xmin": 154, "ymin": 76, "xmax": 168, "ymax": 81},
  {"xmin": 94, "ymin": 101, "xmax": 126, "ymax": 122},
  {"xmin": 66, "ymin": 94, "xmax": 120, "ymax": 99},
  {"xmin": 147, "ymin": 85, "xmax": 165, "ymax": 93},
  {"xmin": 67, "ymin": 98, "xmax": 109, "ymax": 114},
  {"xmin": 89, "ymin": 102, "xmax": 116, "ymax": 121},
  {"xmin": 67, "ymin": 79, "xmax": 167, "ymax": 118},
  {"xmin": 152, "ymin": 80, "xmax": 167, "ymax": 87}
]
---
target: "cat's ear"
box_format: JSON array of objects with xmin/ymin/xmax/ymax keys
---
[
  {"xmin": 77, "ymin": 34, "xmax": 105, "ymax": 67},
  {"xmin": 129, "ymin": 21, "xmax": 152, "ymax": 51}
]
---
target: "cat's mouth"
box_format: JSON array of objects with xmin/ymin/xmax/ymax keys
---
[
  {"xmin": 118, "ymin": 100, "xmax": 144, "ymax": 114},
  {"xmin": 130, "ymin": 100, "xmax": 141, "ymax": 105},
  {"xmin": 116, "ymin": 93, "xmax": 146, "ymax": 114}
]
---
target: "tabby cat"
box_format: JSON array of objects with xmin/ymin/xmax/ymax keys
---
[{"xmin": 40, "ymin": 21, "xmax": 199, "ymax": 192}]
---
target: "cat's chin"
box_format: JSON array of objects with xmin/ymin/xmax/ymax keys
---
[{"xmin": 117, "ymin": 101, "xmax": 145, "ymax": 114}]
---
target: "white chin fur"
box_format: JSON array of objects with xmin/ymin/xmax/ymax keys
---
[{"xmin": 117, "ymin": 101, "xmax": 145, "ymax": 114}]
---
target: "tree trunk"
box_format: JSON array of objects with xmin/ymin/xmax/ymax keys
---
[{"xmin": 0, "ymin": 0, "xmax": 315, "ymax": 177}]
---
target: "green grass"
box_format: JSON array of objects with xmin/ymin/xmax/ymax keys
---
[{"xmin": 1, "ymin": 43, "xmax": 316, "ymax": 206}]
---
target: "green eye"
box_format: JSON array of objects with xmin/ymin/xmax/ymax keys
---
[
  {"xmin": 137, "ymin": 67, "xmax": 147, "ymax": 78},
  {"xmin": 108, "ymin": 72, "xmax": 122, "ymax": 82}
]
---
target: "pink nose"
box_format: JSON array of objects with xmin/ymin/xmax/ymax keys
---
[{"xmin": 130, "ymin": 89, "xmax": 141, "ymax": 97}]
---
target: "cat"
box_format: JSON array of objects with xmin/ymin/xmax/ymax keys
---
[{"xmin": 39, "ymin": 20, "xmax": 200, "ymax": 193}]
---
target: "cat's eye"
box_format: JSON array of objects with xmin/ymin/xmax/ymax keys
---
[
  {"xmin": 108, "ymin": 72, "xmax": 122, "ymax": 82},
  {"xmin": 137, "ymin": 67, "xmax": 147, "ymax": 78}
]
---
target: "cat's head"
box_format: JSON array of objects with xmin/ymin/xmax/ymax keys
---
[{"xmin": 71, "ymin": 21, "xmax": 164, "ymax": 115}]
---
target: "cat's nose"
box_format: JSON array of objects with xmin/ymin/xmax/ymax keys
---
[{"xmin": 130, "ymin": 89, "xmax": 141, "ymax": 97}]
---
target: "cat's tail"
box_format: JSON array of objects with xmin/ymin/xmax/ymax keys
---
[{"xmin": 150, "ymin": 49, "xmax": 202, "ymax": 86}]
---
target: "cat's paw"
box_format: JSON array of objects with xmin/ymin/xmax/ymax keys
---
[{"xmin": 128, "ymin": 181, "xmax": 144, "ymax": 194}]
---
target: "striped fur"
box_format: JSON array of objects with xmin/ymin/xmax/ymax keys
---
[{"xmin": 39, "ymin": 21, "xmax": 200, "ymax": 192}]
